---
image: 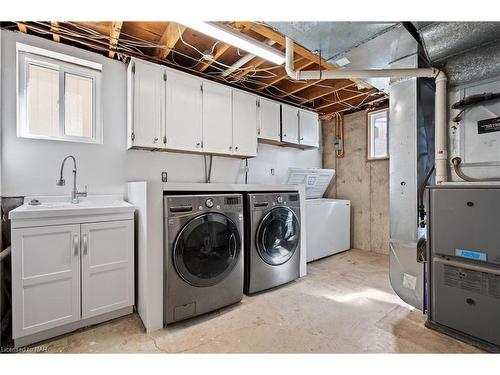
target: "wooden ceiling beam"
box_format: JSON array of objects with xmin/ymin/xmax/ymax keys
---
[
  {"xmin": 230, "ymin": 56, "xmax": 268, "ymax": 80},
  {"xmin": 108, "ymin": 21, "xmax": 123, "ymax": 59},
  {"xmin": 321, "ymin": 95, "xmax": 386, "ymax": 115},
  {"xmin": 298, "ymin": 80, "xmax": 356, "ymax": 104},
  {"xmin": 17, "ymin": 22, "xmax": 27, "ymax": 33},
  {"xmin": 276, "ymin": 79, "xmax": 325, "ymax": 98},
  {"xmin": 316, "ymin": 92, "xmax": 377, "ymax": 112},
  {"xmin": 156, "ymin": 22, "xmax": 186, "ymax": 60},
  {"xmin": 198, "ymin": 43, "xmax": 232, "ymax": 72},
  {"xmin": 231, "ymin": 22, "xmax": 372, "ymax": 90},
  {"xmin": 255, "ymin": 58, "xmax": 315, "ymax": 92},
  {"xmin": 50, "ymin": 22, "xmax": 60, "ymax": 42}
]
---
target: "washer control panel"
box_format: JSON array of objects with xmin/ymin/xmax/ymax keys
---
[{"xmin": 205, "ymin": 198, "xmax": 214, "ymax": 208}]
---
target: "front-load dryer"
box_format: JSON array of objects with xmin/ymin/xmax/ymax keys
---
[
  {"xmin": 245, "ymin": 192, "xmax": 301, "ymax": 294},
  {"xmin": 164, "ymin": 194, "xmax": 244, "ymax": 324}
]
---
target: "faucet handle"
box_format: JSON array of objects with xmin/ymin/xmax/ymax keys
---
[{"xmin": 77, "ymin": 185, "xmax": 88, "ymax": 198}]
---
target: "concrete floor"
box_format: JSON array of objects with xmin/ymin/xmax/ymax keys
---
[{"xmin": 33, "ymin": 249, "xmax": 481, "ymax": 353}]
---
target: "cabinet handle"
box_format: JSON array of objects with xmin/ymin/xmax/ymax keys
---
[
  {"xmin": 73, "ymin": 234, "xmax": 79, "ymax": 256},
  {"xmin": 153, "ymin": 137, "xmax": 159, "ymax": 143},
  {"xmin": 235, "ymin": 146, "xmax": 239, "ymax": 151},
  {"xmin": 83, "ymin": 234, "xmax": 88, "ymax": 255},
  {"xmin": 196, "ymin": 142, "xmax": 201, "ymax": 148},
  {"xmin": 283, "ymin": 133, "xmax": 287, "ymax": 137},
  {"xmin": 229, "ymin": 145, "xmax": 232, "ymax": 151}
]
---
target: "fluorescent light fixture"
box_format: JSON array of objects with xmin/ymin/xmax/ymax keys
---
[{"xmin": 180, "ymin": 21, "xmax": 285, "ymax": 65}]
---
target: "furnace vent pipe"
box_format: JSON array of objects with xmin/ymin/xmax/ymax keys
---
[{"xmin": 285, "ymin": 37, "xmax": 448, "ymax": 183}]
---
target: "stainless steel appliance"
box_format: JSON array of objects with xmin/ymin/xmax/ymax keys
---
[
  {"xmin": 427, "ymin": 185, "xmax": 500, "ymax": 351},
  {"xmin": 245, "ymin": 192, "xmax": 301, "ymax": 294},
  {"xmin": 164, "ymin": 194, "xmax": 244, "ymax": 324}
]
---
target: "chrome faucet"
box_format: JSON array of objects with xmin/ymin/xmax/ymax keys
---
[{"xmin": 56, "ymin": 155, "xmax": 87, "ymax": 204}]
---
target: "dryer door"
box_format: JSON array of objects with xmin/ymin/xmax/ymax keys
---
[
  {"xmin": 256, "ymin": 207, "xmax": 300, "ymax": 266},
  {"xmin": 173, "ymin": 213, "xmax": 241, "ymax": 287}
]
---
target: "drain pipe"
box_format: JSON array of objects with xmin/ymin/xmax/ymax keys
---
[{"xmin": 285, "ymin": 37, "xmax": 448, "ymax": 183}]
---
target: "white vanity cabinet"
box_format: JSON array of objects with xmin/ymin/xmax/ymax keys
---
[
  {"xmin": 11, "ymin": 224, "xmax": 82, "ymax": 337},
  {"xmin": 80, "ymin": 220, "xmax": 134, "ymax": 319},
  {"xmin": 9, "ymin": 198, "xmax": 135, "ymax": 347}
]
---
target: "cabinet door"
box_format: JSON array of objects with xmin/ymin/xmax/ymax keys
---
[
  {"xmin": 131, "ymin": 59, "xmax": 165, "ymax": 149},
  {"xmin": 258, "ymin": 98, "xmax": 281, "ymax": 142},
  {"xmin": 299, "ymin": 109, "xmax": 320, "ymax": 147},
  {"xmin": 165, "ymin": 68, "xmax": 203, "ymax": 152},
  {"xmin": 233, "ymin": 90, "xmax": 258, "ymax": 157},
  {"xmin": 281, "ymin": 104, "xmax": 299, "ymax": 144},
  {"xmin": 11, "ymin": 224, "xmax": 81, "ymax": 338},
  {"xmin": 202, "ymin": 81, "xmax": 233, "ymax": 154},
  {"xmin": 81, "ymin": 220, "xmax": 134, "ymax": 319}
]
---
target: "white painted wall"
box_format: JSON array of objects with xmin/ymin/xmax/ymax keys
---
[{"xmin": 0, "ymin": 30, "xmax": 322, "ymax": 197}]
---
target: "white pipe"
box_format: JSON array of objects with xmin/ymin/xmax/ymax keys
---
[
  {"xmin": 284, "ymin": 36, "xmax": 448, "ymax": 183},
  {"xmin": 434, "ymin": 71, "xmax": 448, "ymax": 184}
]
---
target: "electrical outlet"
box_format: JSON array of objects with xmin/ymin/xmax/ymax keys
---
[
  {"xmin": 161, "ymin": 172, "xmax": 168, "ymax": 182},
  {"xmin": 270, "ymin": 168, "xmax": 275, "ymax": 176}
]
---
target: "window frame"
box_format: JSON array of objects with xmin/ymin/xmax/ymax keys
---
[
  {"xmin": 367, "ymin": 107, "xmax": 389, "ymax": 161},
  {"xmin": 17, "ymin": 43, "xmax": 103, "ymax": 144}
]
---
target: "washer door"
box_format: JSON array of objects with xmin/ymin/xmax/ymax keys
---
[
  {"xmin": 256, "ymin": 207, "xmax": 300, "ymax": 266},
  {"xmin": 173, "ymin": 213, "xmax": 241, "ymax": 287}
]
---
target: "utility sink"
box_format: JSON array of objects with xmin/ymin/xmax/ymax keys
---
[{"xmin": 9, "ymin": 195, "xmax": 135, "ymax": 222}]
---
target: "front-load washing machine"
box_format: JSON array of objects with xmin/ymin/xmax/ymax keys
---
[
  {"xmin": 164, "ymin": 194, "xmax": 244, "ymax": 324},
  {"xmin": 245, "ymin": 192, "xmax": 301, "ymax": 294}
]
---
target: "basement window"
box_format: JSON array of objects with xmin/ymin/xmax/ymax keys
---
[
  {"xmin": 17, "ymin": 43, "xmax": 102, "ymax": 144},
  {"xmin": 367, "ymin": 108, "xmax": 389, "ymax": 160}
]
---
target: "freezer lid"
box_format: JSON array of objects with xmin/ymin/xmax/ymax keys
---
[{"xmin": 286, "ymin": 168, "xmax": 336, "ymax": 199}]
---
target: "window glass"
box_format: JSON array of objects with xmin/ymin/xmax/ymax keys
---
[
  {"xmin": 368, "ymin": 109, "xmax": 389, "ymax": 160},
  {"xmin": 18, "ymin": 46, "xmax": 101, "ymax": 144},
  {"xmin": 64, "ymin": 73, "xmax": 93, "ymax": 138},
  {"xmin": 27, "ymin": 64, "xmax": 59, "ymax": 137}
]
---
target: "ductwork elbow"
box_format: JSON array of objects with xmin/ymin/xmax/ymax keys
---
[{"xmin": 285, "ymin": 37, "xmax": 300, "ymax": 80}]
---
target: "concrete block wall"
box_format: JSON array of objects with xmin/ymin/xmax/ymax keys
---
[{"xmin": 322, "ymin": 111, "xmax": 390, "ymax": 254}]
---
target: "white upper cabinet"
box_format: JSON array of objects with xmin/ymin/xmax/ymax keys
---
[
  {"xmin": 165, "ymin": 68, "xmax": 203, "ymax": 152},
  {"xmin": 128, "ymin": 58, "xmax": 318, "ymax": 156},
  {"xmin": 128, "ymin": 59, "xmax": 165, "ymax": 149},
  {"xmin": 299, "ymin": 109, "xmax": 320, "ymax": 148},
  {"xmin": 258, "ymin": 98, "xmax": 281, "ymax": 143},
  {"xmin": 233, "ymin": 90, "xmax": 258, "ymax": 157},
  {"xmin": 281, "ymin": 104, "xmax": 300, "ymax": 144},
  {"xmin": 202, "ymin": 81, "xmax": 233, "ymax": 154}
]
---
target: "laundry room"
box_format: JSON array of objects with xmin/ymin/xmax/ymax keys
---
[{"xmin": 1, "ymin": 1, "xmax": 500, "ymax": 373}]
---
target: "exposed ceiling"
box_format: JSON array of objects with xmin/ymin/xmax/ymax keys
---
[
  {"xmin": 2, "ymin": 21, "xmax": 387, "ymax": 117},
  {"xmin": 266, "ymin": 22, "xmax": 397, "ymax": 63}
]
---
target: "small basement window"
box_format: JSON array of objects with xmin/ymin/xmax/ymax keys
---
[
  {"xmin": 17, "ymin": 43, "xmax": 102, "ymax": 144},
  {"xmin": 367, "ymin": 108, "xmax": 389, "ymax": 160}
]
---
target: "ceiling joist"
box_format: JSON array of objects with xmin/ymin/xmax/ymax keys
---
[
  {"xmin": 108, "ymin": 21, "xmax": 123, "ymax": 59},
  {"xmin": 157, "ymin": 22, "xmax": 186, "ymax": 60},
  {"xmin": 5, "ymin": 21, "xmax": 384, "ymax": 116},
  {"xmin": 50, "ymin": 21, "xmax": 60, "ymax": 42}
]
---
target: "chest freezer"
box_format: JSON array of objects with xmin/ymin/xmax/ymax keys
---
[{"xmin": 286, "ymin": 168, "xmax": 351, "ymax": 262}]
